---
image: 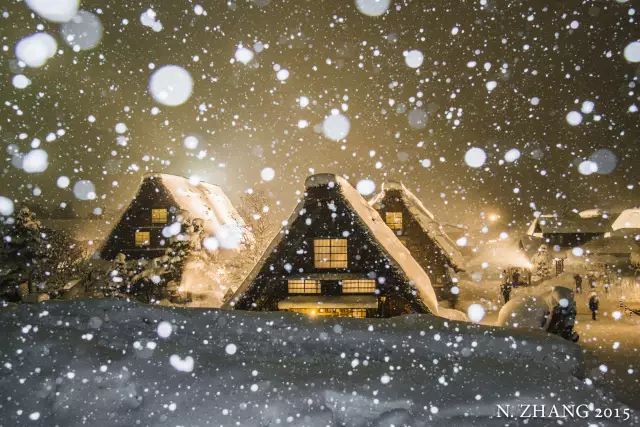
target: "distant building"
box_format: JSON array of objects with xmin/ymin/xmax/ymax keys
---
[
  {"xmin": 525, "ymin": 214, "xmax": 611, "ymax": 249},
  {"xmin": 521, "ymin": 212, "xmax": 614, "ymax": 276},
  {"xmin": 226, "ymin": 173, "xmax": 439, "ymax": 318},
  {"xmin": 101, "ymin": 173, "xmax": 249, "ymax": 260},
  {"xmin": 368, "ymin": 182, "xmax": 464, "ymax": 301}
]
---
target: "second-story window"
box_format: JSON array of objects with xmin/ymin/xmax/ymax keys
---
[
  {"xmin": 287, "ymin": 279, "xmax": 321, "ymax": 294},
  {"xmin": 313, "ymin": 238, "xmax": 348, "ymax": 268},
  {"xmin": 385, "ymin": 212, "xmax": 403, "ymax": 230},
  {"xmin": 151, "ymin": 208, "xmax": 168, "ymax": 224}
]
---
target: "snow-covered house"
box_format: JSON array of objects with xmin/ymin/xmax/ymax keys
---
[
  {"xmin": 525, "ymin": 213, "xmax": 610, "ymax": 248},
  {"xmin": 369, "ymin": 181, "xmax": 464, "ymax": 301},
  {"xmin": 225, "ymin": 173, "xmax": 440, "ymax": 318},
  {"xmin": 100, "ymin": 174, "xmax": 253, "ymax": 306}
]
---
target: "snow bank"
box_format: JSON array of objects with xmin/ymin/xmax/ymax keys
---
[
  {"xmin": 497, "ymin": 286, "xmax": 575, "ymax": 331},
  {"xmin": 0, "ymin": 300, "xmax": 629, "ymax": 426},
  {"xmin": 497, "ymin": 294, "xmax": 550, "ymax": 329}
]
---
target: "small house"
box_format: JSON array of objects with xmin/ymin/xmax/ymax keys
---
[
  {"xmin": 610, "ymin": 208, "xmax": 640, "ymax": 237},
  {"xmin": 526, "ymin": 214, "xmax": 610, "ymax": 248},
  {"xmin": 369, "ymin": 182, "xmax": 465, "ymax": 301},
  {"xmin": 225, "ymin": 173, "xmax": 439, "ymax": 318},
  {"xmin": 100, "ymin": 173, "xmax": 252, "ymax": 306}
]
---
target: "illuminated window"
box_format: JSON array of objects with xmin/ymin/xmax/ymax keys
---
[
  {"xmin": 135, "ymin": 231, "xmax": 150, "ymax": 247},
  {"xmin": 314, "ymin": 238, "xmax": 348, "ymax": 268},
  {"xmin": 385, "ymin": 212, "xmax": 403, "ymax": 230},
  {"xmin": 342, "ymin": 279, "xmax": 376, "ymax": 293},
  {"xmin": 286, "ymin": 308, "xmax": 367, "ymax": 318},
  {"xmin": 151, "ymin": 208, "xmax": 168, "ymax": 224},
  {"xmin": 287, "ymin": 279, "xmax": 321, "ymax": 294}
]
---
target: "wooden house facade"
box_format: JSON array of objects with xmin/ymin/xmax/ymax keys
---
[
  {"xmin": 225, "ymin": 174, "xmax": 439, "ymax": 318},
  {"xmin": 369, "ymin": 182, "xmax": 465, "ymax": 301}
]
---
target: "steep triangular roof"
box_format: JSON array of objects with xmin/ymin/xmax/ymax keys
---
[
  {"xmin": 369, "ymin": 181, "xmax": 465, "ymax": 270},
  {"xmin": 226, "ymin": 173, "xmax": 439, "ymax": 315}
]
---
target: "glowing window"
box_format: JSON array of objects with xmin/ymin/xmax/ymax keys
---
[
  {"xmin": 287, "ymin": 279, "xmax": 321, "ymax": 294},
  {"xmin": 135, "ymin": 231, "xmax": 150, "ymax": 247},
  {"xmin": 385, "ymin": 212, "xmax": 403, "ymax": 230},
  {"xmin": 341, "ymin": 279, "xmax": 376, "ymax": 293},
  {"xmin": 287, "ymin": 308, "xmax": 367, "ymax": 318},
  {"xmin": 314, "ymin": 238, "xmax": 348, "ymax": 268},
  {"xmin": 151, "ymin": 208, "xmax": 168, "ymax": 224}
]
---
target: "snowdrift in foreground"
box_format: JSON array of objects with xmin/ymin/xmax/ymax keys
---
[
  {"xmin": 0, "ymin": 300, "xmax": 629, "ymax": 426},
  {"xmin": 497, "ymin": 286, "xmax": 578, "ymax": 341}
]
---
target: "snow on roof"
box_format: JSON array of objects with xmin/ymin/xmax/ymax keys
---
[
  {"xmin": 148, "ymin": 174, "xmax": 250, "ymax": 243},
  {"xmin": 229, "ymin": 174, "xmax": 440, "ymax": 315},
  {"xmin": 611, "ymin": 208, "xmax": 640, "ymax": 231},
  {"xmin": 369, "ymin": 181, "xmax": 465, "ymax": 269},
  {"xmin": 578, "ymin": 208, "xmax": 603, "ymax": 218}
]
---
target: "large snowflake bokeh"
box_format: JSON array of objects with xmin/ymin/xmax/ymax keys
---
[{"xmin": 1, "ymin": 0, "xmax": 638, "ymax": 231}]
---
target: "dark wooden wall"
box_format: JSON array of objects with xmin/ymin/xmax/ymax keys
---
[
  {"xmin": 101, "ymin": 177, "xmax": 177, "ymax": 260},
  {"xmin": 375, "ymin": 190, "xmax": 454, "ymax": 297},
  {"xmin": 542, "ymin": 232, "xmax": 603, "ymax": 248}
]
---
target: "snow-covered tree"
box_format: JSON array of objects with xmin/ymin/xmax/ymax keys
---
[
  {"xmin": 531, "ymin": 244, "xmax": 553, "ymax": 281},
  {"xmin": 124, "ymin": 214, "xmax": 204, "ymax": 303},
  {"xmin": 0, "ymin": 208, "xmax": 84, "ymax": 300}
]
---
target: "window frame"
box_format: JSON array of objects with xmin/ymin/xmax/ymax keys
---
[
  {"xmin": 341, "ymin": 279, "xmax": 377, "ymax": 294},
  {"xmin": 151, "ymin": 208, "xmax": 168, "ymax": 224},
  {"xmin": 385, "ymin": 211, "xmax": 403, "ymax": 230},
  {"xmin": 134, "ymin": 231, "xmax": 151, "ymax": 247},
  {"xmin": 313, "ymin": 238, "xmax": 348, "ymax": 269},
  {"xmin": 287, "ymin": 279, "xmax": 321, "ymax": 294}
]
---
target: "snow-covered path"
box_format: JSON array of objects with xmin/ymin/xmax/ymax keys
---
[
  {"xmin": 456, "ymin": 277, "xmax": 640, "ymax": 412},
  {"xmin": 574, "ymin": 313, "xmax": 640, "ymax": 411},
  {"xmin": 0, "ymin": 300, "xmax": 632, "ymax": 426}
]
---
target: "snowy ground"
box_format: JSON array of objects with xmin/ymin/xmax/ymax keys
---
[
  {"xmin": 0, "ymin": 300, "xmax": 634, "ymax": 426},
  {"xmin": 574, "ymin": 313, "xmax": 640, "ymax": 411},
  {"xmin": 457, "ymin": 275, "xmax": 640, "ymax": 411}
]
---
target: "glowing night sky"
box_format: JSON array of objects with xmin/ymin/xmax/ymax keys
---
[{"xmin": 1, "ymin": 0, "xmax": 639, "ymax": 232}]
